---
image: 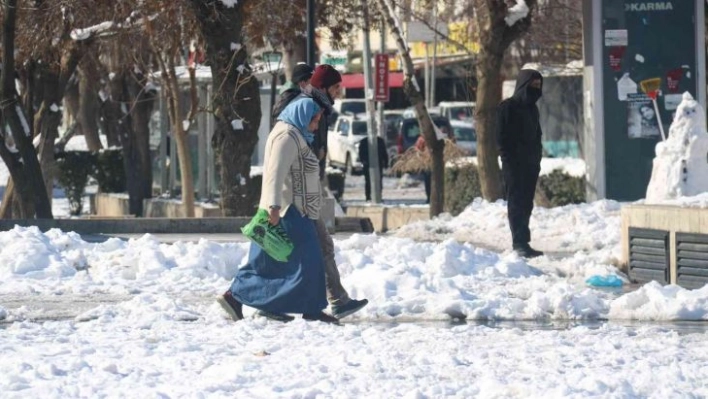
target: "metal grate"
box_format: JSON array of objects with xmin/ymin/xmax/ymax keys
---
[
  {"xmin": 628, "ymin": 227, "xmax": 670, "ymax": 284},
  {"xmin": 675, "ymin": 233, "xmax": 708, "ymax": 290}
]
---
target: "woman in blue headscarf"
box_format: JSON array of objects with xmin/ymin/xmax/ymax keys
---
[{"xmin": 217, "ymin": 97, "xmax": 338, "ymax": 324}]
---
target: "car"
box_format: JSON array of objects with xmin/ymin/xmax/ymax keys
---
[
  {"xmin": 327, "ymin": 99, "xmax": 368, "ymax": 126},
  {"xmin": 327, "ymin": 114, "xmax": 369, "ymax": 174},
  {"xmin": 332, "ymin": 99, "xmax": 367, "ymax": 115},
  {"xmin": 438, "ymin": 101, "xmax": 476, "ymax": 125},
  {"xmin": 396, "ymin": 115, "xmax": 452, "ymax": 155},
  {"xmin": 449, "ymin": 120, "xmax": 477, "ymax": 155},
  {"xmin": 401, "ymin": 106, "xmax": 440, "ymax": 119}
]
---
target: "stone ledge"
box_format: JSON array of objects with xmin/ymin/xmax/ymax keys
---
[
  {"xmin": 345, "ymin": 205, "xmax": 430, "ymax": 232},
  {"xmin": 0, "ymin": 215, "xmax": 373, "ymax": 235}
]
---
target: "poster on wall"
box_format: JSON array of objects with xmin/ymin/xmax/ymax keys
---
[
  {"xmin": 597, "ymin": 0, "xmax": 703, "ymax": 200},
  {"xmin": 627, "ymin": 93, "xmax": 661, "ymax": 139},
  {"xmin": 603, "ymin": 0, "xmax": 697, "ymax": 141}
]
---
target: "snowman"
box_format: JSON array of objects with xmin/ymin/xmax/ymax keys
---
[{"xmin": 646, "ymin": 92, "xmax": 708, "ymax": 202}]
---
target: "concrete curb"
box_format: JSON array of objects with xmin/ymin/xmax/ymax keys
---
[{"xmin": 0, "ymin": 217, "xmax": 374, "ymax": 235}]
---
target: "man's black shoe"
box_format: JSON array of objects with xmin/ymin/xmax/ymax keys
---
[
  {"xmin": 331, "ymin": 299, "xmax": 369, "ymax": 319},
  {"xmin": 513, "ymin": 244, "xmax": 544, "ymax": 259},
  {"xmin": 216, "ymin": 290, "xmax": 244, "ymax": 321}
]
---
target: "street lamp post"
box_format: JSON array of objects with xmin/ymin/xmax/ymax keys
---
[{"xmin": 263, "ymin": 51, "xmax": 283, "ymax": 130}]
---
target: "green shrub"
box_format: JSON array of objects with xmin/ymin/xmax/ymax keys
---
[
  {"xmin": 56, "ymin": 151, "xmax": 95, "ymax": 216},
  {"xmin": 327, "ymin": 169, "xmax": 346, "ymax": 201},
  {"xmin": 444, "ymin": 162, "xmax": 482, "ymax": 216},
  {"xmin": 538, "ymin": 169, "xmax": 585, "ymax": 207},
  {"xmin": 443, "ymin": 162, "xmax": 585, "ymax": 215},
  {"xmin": 93, "ymin": 149, "xmax": 126, "ymax": 193}
]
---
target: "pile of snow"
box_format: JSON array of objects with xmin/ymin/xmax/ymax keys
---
[
  {"xmin": 0, "ymin": 198, "xmax": 704, "ymax": 324},
  {"xmin": 2, "ymin": 197, "xmax": 708, "ymax": 396}
]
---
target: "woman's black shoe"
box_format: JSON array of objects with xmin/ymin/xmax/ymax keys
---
[
  {"xmin": 216, "ymin": 290, "xmax": 244, "ymax": 321},
  {"xmin": 303, "ymin": 312, "xmax": 340, "ymax": 324}
]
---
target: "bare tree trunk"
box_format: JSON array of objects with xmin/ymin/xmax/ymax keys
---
[
  {"xmin": 188, "ymin": 0, "xmax": 262, "ymax": 217},
  {"xmin": 474, "ymin": 0, "xmax": 538, "ymax": 202},
  {"xmin": 0, "ymin": 179, "xmax": 15, "ymax": 218},
  {"xmin": 35, "ymin": 68, "xmax": 63, "ymax": 204},
  {"xmin": 376, "ymin": 0, "xmax": 444, "ymax": 217},
  {"xmin": 475, "ymin": 49, "xmax": 505, "ymax": 200},
  {"xmin": 78, "ymin": 66, "xmax": 103, "ymax": 152},
  {"xmin": 34, "ymin": 38, "xmax": 86, "ymax": 207},
  {"xmin": 101, "ymin": 69, "xmax": 154, "ymax": 217},
  {"xmin": 131, "ymin": 76, "xmax": 155, "ymax": 202},
  {"xmin": 0, "ymin": 0, "xmax": 52, "ymax": 219},
  {"xmin": 152, "ymin": 48, "xmax": 196, "ymax": 218}
]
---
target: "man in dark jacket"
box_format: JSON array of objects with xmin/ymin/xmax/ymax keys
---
[
  {"xmin": 310, "ymin": 64, "xmax": 344, "ymax": 178},
  {"xmin": 357, "ymin": 135, "xmax": 388, "ymax": 201},
  {"xmin": 269, "ymin": 63, "xmax": 369, "ymax": 321},
  {"xmin": 496, "ymin": 69, "xmax": 544, "ymax": 258}
]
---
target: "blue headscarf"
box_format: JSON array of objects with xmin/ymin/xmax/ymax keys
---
[{"xmin": 277, "ymin": 97, "xmax": 321, "ymax": 144}]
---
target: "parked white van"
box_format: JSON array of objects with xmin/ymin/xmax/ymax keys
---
[{"xmin": 438, "ymin": 101, "xmax": 476, "ymax": 125}]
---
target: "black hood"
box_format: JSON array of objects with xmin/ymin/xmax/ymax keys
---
[{"xmin": 512, "ymin": 69, "xmax": 543, "ymax": 104}]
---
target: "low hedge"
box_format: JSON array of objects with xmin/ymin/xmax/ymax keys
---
[
  {"xmin": 538, "ymin": 169, "xmax": 585, "ymax": 207},
  {"xmin": 56, "ymin": 149, "xmax": 126, "ymax": 216},
  {"xmin": 94, "ymin": 149, "xmax": 126, "ymax": 193},
  {"xmin": 444, "ymin": 162, "xmax": 585, "ymax": 216},
  {"xmin": 55, "ymin": 151, "xmax": 95, "ymax": 216}
]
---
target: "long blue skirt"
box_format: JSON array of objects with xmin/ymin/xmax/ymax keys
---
[{"xmin": 230, "ymin": 206, "xmax": 327, "ymax": 315}]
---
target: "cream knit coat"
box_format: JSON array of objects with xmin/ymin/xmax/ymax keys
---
[{"xmin": 259, "ymin": 121, "xmax": 321, "ymax": 219}]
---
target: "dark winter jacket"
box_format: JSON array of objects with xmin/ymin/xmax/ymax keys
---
[
  {"xmin": 271, "ymin": 88, "xmax": 302, "ymax": 124},
  {"xmin": 496, "ymin": 69, "xmax": 544, "ymax": 168},
  {"xmin": 358, "ymin": 136, "xmax": 389, "ymax": 169}
]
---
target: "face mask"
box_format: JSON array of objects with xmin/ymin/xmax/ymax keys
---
[{"xmin": 526, "ymin": 87, "xmax": 542, "ymax": 103}]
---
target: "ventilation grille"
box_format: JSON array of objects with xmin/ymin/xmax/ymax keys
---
[
  {"xmin": 628, "ymin": 227, "xmax": 669, "ymax": 284},
  {"xmin": 675, "ymin": 233, "xmax": 708, "ymax": 290}
]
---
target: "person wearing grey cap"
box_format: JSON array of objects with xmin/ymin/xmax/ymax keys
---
[
  {"xmin": 272, "ymin": 63, "xmax": 319, "ymax": 122},
  {"xmin": 278, "ymin": 63, "xmax": 314, "ymax": 94}
]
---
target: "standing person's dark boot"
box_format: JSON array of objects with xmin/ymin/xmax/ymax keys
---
[{"xmin": 513, "ymin": 243, "xmax": 544, "ymax": 258}]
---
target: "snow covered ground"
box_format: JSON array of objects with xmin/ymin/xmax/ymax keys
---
[
  {"xmin": 2, "ymin": 188, "xmax": 708, "ymax": 397},
  {"xmin": 1, "ymin": 147, "xmax": 707, "ymax": 397}
]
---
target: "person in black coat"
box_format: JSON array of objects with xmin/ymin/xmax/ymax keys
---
[
  {"xmin": 357, "ymin": 135, "xmax": 389, "ymax": 201},
  {"xmin": 310, "ymin": 64, "xmax": 343, "ymax": 179},
  {"xmin": 496, "ymin": 69, "xmax": 544, "ymax": 258}
]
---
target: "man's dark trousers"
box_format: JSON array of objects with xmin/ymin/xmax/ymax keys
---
[{"xmin": 503, "ymin": 162, "xmax": 540, "ymax": 246}]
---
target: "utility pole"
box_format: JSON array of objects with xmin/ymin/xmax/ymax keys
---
[
  {"xmin": 431, "ymin": 3, "xmax": 437, "ymax": 107},
  {"xmin": 307, "ymin": 0, "xmax": 316, "ymax": 65},
  {"xmin": 424, "ymin": 43, "xmax": 430, "ymax": 108},
  {"xmin": 361, "ymin": 0, "xmax": 381, "ymax": 203}
]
